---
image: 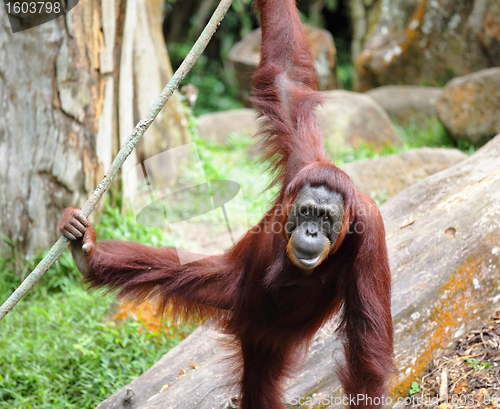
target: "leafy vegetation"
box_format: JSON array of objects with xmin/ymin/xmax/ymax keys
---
[
  {"xmin": 0, "ymin": 208, "xmax": 194, "ymax": 409},
  {"xmin": 334, "ymin": 38, "xmax": 354, "ymax": 91},
  {"xmin": 330, "ymin": 116, "xmax": 473, "ymax": 168},
  {"xmin": 395, "ymin": 116, "xmax": 475, "ymax": 154},
  {"xmin": 172, "ymin": 43, "xmax": 245, "ymax": 115},
  {"xmin": 166, "ymin": 0, "xmax": 256, "ymax": 115},
  {"xmin": 409, "ymin": 381, "xmax": 421, "ymax": 396},
  {"xmin": 465, "ymin": 357, "xmax": 493, "ymax": 373}
]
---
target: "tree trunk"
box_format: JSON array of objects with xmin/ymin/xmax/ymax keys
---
[
  {"xmin": 0, "ymin": 0, "xmax": 108, "ymax": 268},
  {"xmin": 95, "ymin": 135, "xmax": 500, "ymax": 408},
  {"xmin": 0, "ymin": 0, "xmax": 190, "ymax": 269}
]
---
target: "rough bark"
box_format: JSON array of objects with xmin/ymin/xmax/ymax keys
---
[
  {"xmin": 95, "ymin": 135, "xmax": 500, "ymax": 408},
  {"xmin": 0, "ymin": 0, "xmax": 190, "ymax": 268},
  {"xmin": 132, "ymin": 0, "xmax": 191, "ymax": 193},
  {"xmin": 0, "ymin": 0, "xmax": 108, "ymax": 267}
]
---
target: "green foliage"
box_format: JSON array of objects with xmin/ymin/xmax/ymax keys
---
[
  {"xmin": 335, "ymin": 38, "xmax": 354, "ymax": 90},
  {"xmin": 0, "ymin": 248, "xmax": 82, "ymax": 302},
  {"xmin": 369, "ymin": 190, "xmax": 389, "ymax": 207},
  {"xmin": 97, "ymin": 200, "xmax": 177, "ymax": 248},
  {"xmin": 332, "ymin": 142, "xmax": 400, "ymax": 166},
  {"xmin": 0, "ymin": 284, "xmax": 186, "ymax": 408},
  {"xmin": 0, "ymin": 206, "xmax": 193, "ymax": 408},
  {"xmin": 0, "ymin": 249, "xmax": 18, "ymax": 297},
  {"xmin": 324, "ymin": 117, "xmax": 474, "ymax": 206},
  {"xmin": 191, "ymin": 130, "xmax": 277, "ymax": 225},
  {"xmin": 172, "ymin": 46, "xmax": 244, "ymax": 115},
  {"xmin": 409, "ymin": 381, "xmax": 421, "ymax": 395},
  {"xmin": 395, "ymin": 116, "xmax": 476, "ymax": 154},
  {"xmin": 395, "ymin": 117, "xmax": 452, "ymax": 149},
  {"xmin": 333, "ymin": 115, "xmax": 476, "ymax": 166},
  {"xmin": 465, "ymin": 357, "xmax": 492, "ymax": 373},
  {"xmin": 166, "ymin": 0, "xmax": 256, "ymax": 115}
]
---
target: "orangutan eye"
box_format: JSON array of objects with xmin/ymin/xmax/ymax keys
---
[{"xmin": 301, "ymin": 207, "xmax": 311, "ymax": 217}]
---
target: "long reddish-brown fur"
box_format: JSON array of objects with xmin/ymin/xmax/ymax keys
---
[{"xmin": 59, "ymin": 1, "xmax": 393, "ymax": 407}]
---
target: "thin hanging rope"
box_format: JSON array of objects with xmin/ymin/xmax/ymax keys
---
[{"xmin": 0, "ymin": 0, "xmax": 234, "ymax": 321}]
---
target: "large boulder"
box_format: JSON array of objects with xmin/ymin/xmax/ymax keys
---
[
  {"xmin": 437, "ymin": 67, "xmax": 500, "ymax": 146},
  {"xmin": 341, "ymin": 147, "xmax": 467, "ymax": 201},
  {"xmin": 94, "ymin": 134, "xmax": 500, "ymax": 409},
  {"xmin": 197, "ymin": 91, "xmax": 404, "ymax": 152},
  {"xmin": 196, "ymin": 108, "xmax": 259, "ymax": 143},
  {"xmin": 318, "ymin": 90, "xmax": 404, "ymax": 152},
  {"xmin": 366, "ymin": 86, "xmax": 443, "ymax": 126},
  {"xmin": 355, "ymin": 0, "xmax": 500, "ymax": 91},
  {"xmin": 229, "ymin": 26, "xmax": 337, "ymax": 104}
]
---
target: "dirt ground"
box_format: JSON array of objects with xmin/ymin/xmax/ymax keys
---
[{"xmin": 402, "ymin": 311, "xmax": 500, "ymax": 409}]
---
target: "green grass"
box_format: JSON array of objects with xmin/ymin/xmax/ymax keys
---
[
  {"xmin": 331, "ymin": 116, "xmax": 475, "ymax": 167},
  {"xmin": 395, "ymin": 116, "xmax": 475, "ymax": 153},
  {"xmin": 191, "ymin": 131, "xmax": 277, "ymax": 226},
  {"xmin": 0, "ymin": 208, "xmax": 194, "ymax": 409},
  {"xmin": 0, "ymin": 284, "xmax": 187, "ymax": 408}
]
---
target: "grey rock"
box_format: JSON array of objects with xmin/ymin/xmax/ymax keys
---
[
  {"xmin": 356, "ymin": 0, "xmax": 500, "ymax": 91},
  {"xmin": 196, "ymin": 109, "xmax": 260, "ymax": 143},
  {"xmin": 341, "ymin": 147, "xmax": 468, "ymax": 201},
  {"xmin": 197, "ymin": 91, "xmax": 404, "ymax": 153},
  {"xmin": 319, "ymin": 90, "xmax": 404, "ymax": 152},
  {"xmin": 366, "ymin": 86, "xmax": 443, "ymax": 126},
  {"xmin": 437, "ymin": 67, "xmax": 500, "ymax": 145}
]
